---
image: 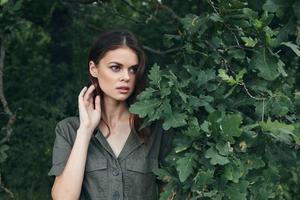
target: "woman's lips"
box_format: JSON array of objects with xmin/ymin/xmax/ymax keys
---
[{"xmin": 116, "ymin": 87, "xmax": 130, "ymax": 93}]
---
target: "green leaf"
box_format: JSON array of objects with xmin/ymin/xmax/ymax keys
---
[
  {"xmin": 221, "ymin": 114, "xmax": 242, "ymax": 142},
  {"xmin": 153, "ymin": 168, "xmax": 171, "ymax": 182},
  {"xmin": 224, "ymin": 160, "xmax": 245, "ymax": 183},
  {"xmin": 148, "ymin": 63, "xmax": 162, "ymax": 86},
  {"xmin": 0, "ymin": 0, "xmax": 8, "ymax": 5},
  {"xmin": 242, "ymin": 8, "xmax": 258, "ymax": 19},
  {"xmin": 277, "ymin": 59, "xmax": 287, "ymax": 77},
  {"xmin": 228, "ymin": 48, "xmax": 246, "ymax": 60},
  {"xmin": 176, "ymin": 155, "xmax": 197, "ymax": 182},
  {"xmin": 163, "ymin": 112, "xmax": 187, "ymax": 130},
  {"xmin": 161, "ymin": 100, "xmax": 187, "ymax": 130},
  {"xmin": 208, "ymin": 111, "xmax": 222, "ymax": 134},
  {"xmin": 203, "ymin": 190, "xmax": 218, "ymax": 198},
  {"xmin": 160, "ymin": 84, "xmax": 171, "ymax": 97},
  {"xmin": 260, "ymin": 119, "xmax": 295, "ymax": 144},
  {"xmin": 200, "ymin": 120, "xmax": 210, "ymax": 133},
  {"xmin": 194, "ymin": 169, "xmax": 214, "ymax": 187},
  {"xmin": 205, "ymin": 147, "xmax": 230, "ymax": 165},
  {"xmin": 209, "ymin": 13, "xmax": 223, "ymax": 22},
  {"xmin": 183, "ymin": 117, "xmax": 201, "ymax": 138},
  {"xmin": 250, "ymin": 48, "xmax": 280, "ymax": 81},
  {"xmin": 137, "ymin": 87, "xmax": 156, "ymax": 100},
  {"xmin": 196, "ymin": 69, "xmax": 216, "ymax": 86},
  {"xmin": 129, "ymin": 99, "xmax": 161, "ymax": 117},
  {"xmin": 181, "ymin": 14, "xmax": 208, "ymax": 36},
  {"xmin": 216, "ymin": 141, "xmax": 232, "ymax": 156},
  {"xmin": 225, "ymin": 181, "xmax": 249, "ymax": 200},
  {"xmin": 241, "ymin": 36, "xmax": 258, "ymax": 47},
  {"xmin": 178, "ymin": 90, "xmax": 188, "ymax": 103},
  {"xmin": 218, "ymin": 69, "xmax": 236, "ymax": 85},
  {"xmin": 0, "ymin": 144, "xmax": 9, "ymax": 152},
  {"xmin": 243, "ymin": 155, "xmax": 265, "ymax": 170},
  {"xmin": 270, "ymin": 94, "xmax": 293, "ymax": 116},
  {"xmin": 263, "ymin": 0, "xmax": 290, "ymax": 13},
  {"xmin": 235, "ymin": 69, "xmax": 247, "ymax": 82},
  {"xmin": 281, "ymin": 42, "xmax": 300, "ymax": 56},
  {"xmin": 260, "ymin": 119, "xmax": 294, "ymax": 133}
]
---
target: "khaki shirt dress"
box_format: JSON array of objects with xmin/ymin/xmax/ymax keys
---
[{"xmin": 48, "ymin": 117, "xmax": 173, "ymax": 200}]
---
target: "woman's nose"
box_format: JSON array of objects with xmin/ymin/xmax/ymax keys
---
[{"xmin": 120, "ymin": 70, "xmax": 130, "ymax": 81}]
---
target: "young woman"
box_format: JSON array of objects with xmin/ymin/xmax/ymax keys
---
[{"xmin": 48, "ymin": 29, "xmax": 173, "ymax": 200}]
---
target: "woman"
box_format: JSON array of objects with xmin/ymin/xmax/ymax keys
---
[{"xmin": 48, "ymin": 29, "xmax": 173, "ymax": 200}]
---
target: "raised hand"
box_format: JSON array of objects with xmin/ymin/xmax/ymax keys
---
[{"xmin": 78, "ymin": 85, "xmax": 101, "ymax": 135}]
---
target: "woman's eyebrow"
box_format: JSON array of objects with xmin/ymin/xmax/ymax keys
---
[
  {"xmin": 108, "ymin": 62, "xmax": 139, "ymax": 68},
  {"xmin": 130, "ymin": 64, "xmax": 139, "ymax": 68},
  {"xmin": 108, "ymin": 61, "xmax": 123, "ymax": 66}
]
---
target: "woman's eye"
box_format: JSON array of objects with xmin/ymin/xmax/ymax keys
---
[
  {"xmin": 110, "ymin": 65, "xmax": 120, "ymax": 72},
  {"xmin": 129, "ymin": 66, "xmax": 138, "ymax": 74}
]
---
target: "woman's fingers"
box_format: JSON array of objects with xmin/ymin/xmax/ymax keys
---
[
  {"xmin": 95, "ymin": 95, "xmax": 101, "ymax": 111},
  {"xmin": 78, "ymin": 86, "xmax": 87, "ymax": 103},
  {"xmin": 83, "ymin": 85, "xmax": 95, "ymax": 102}
]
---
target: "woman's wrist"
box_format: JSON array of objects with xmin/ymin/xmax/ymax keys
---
[{"xmin": 77, "ymin": 126, "xmax": 94, "ymax": 139}]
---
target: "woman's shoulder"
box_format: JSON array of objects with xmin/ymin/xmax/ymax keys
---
[
  {"xmin": 54, "ymin": 116, "xmax": 80, "ymax": 143},
  {"xmin": 56, "ymin": 116, "xmax": 80, "ymax": 128}
]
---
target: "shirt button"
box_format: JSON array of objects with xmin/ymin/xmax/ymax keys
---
[
  {"xmin": 112, "ymin": 168, "xmax": 119, "ymax": 176},
  {"xmin": 113, "ymin": 191, "xmax": 120, "ymax": 200}
]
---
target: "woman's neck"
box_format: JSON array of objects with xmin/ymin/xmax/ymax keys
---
[{"xmin": 101, "ymin": 97, "xmax": 130, "ymax": 128}]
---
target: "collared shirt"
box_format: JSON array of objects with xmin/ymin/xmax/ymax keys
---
[{"xmin": 48, "ymin": 117, "xmax": 173, "ymax": 200}]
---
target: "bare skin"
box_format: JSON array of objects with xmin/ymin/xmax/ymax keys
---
[{"xmin": 51, "ymin": 47, "xmax": 138, "ymax": 200}]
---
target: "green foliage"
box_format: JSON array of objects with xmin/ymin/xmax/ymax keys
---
[{"xmin": 130, "ymin": 0, "xmax": 300, "ymax": 199}]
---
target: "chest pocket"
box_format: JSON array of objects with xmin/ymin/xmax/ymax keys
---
[
  {"xmin": 83, "ymin": 157, "xmax": 108, "ymax": 200},
  {"xmin": 85, "ymin": 157, "xmax": 107, "ymax": 172},
  {"xmin": 124, "ymin": 158, "xmax": 158, "ymax": 199}
]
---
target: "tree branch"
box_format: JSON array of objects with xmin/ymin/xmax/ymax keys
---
[
  {"xmin": 0, "ymin": 174, "xmax": 14, "ymax": 199},
  {"xmin": 0, "ymin": 40, "xmax": 11, "ymax": 116},
  {"xmin": 143, "ymin": 45, "xmax": 183, "ymax": 55},
  {"xmin": 0, "ymin": 37, "xmax": 15, "ymax": 199},
  {"xmin": 86, "ymin": 23, "xmax": 104, "ymax": 33},
  {"xmin": 0, "ymin": 38, "xmax": 16, "ymax": 145},
  {"xmin": 155, "ymin": 1, "xmax": 181, "ymax": 22}
]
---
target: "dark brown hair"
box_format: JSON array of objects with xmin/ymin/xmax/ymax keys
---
[{"xmin": 88, "ymin": 29, "xmax": 150, "ymax": 142}]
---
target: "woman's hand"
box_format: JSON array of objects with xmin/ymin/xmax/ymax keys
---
[{"xmin": 78, "ymin": 85, "xmax": 101, "ymax": 135}]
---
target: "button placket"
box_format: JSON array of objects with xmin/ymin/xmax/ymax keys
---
[
  {"xmin": 113, "ymin": 191, "xmax": 120, "ymax": 200},
  {"xmin": 112, "ymin": 167, "xmax": 119, "ymax": 176},
  {"xmin": 111, "ymin": 159, "xmax": 123, "ymax": 200}
]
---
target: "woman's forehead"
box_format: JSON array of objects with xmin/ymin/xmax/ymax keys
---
[{"xmin": 101, "ymin": 47, "xmax": 139, "ymax": 65}]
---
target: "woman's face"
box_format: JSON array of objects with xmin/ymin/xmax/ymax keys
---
[{"xmin": 89, "ymin": 46, "xmax": 139, "ymax": 102}]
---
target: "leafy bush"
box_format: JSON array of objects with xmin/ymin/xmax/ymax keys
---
[{"xmin": 130, "ymin": 0, "xmax": 300, "ymax": 199}]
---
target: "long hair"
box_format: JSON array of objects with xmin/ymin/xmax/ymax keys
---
[{"xmin": 88, "ymin": 29, "xmax": 150, "ymax": 143}]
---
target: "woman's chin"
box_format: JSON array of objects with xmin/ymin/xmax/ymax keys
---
[
  {"xmin": 113, "ymin": 94, "xmax": 131, "ymax": 101},
  {"xmin": 103, "ymin": 92, "xmax": 132, "ymax": 102}
]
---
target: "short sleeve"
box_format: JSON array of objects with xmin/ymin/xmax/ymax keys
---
[
  {"xmin": 48, "ymin": 121, "xmax": 72, "ymax": 176},
  {"xmin": 158, "ymin": 127, "xmax": 174, "ymax": 167}
]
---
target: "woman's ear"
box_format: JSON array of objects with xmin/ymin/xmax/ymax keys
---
[{"xmin": 89, "ymin": 61, "xmax": 99, "ymax": 78}]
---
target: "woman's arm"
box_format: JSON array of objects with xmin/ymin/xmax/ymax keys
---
[
  {"xmin": 51, "ymin": 127, "xmax": 92, "ymax": 200},
  {"xmin": 51, "ymin": 85, "xmax": 101, "ymax": 200}
]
